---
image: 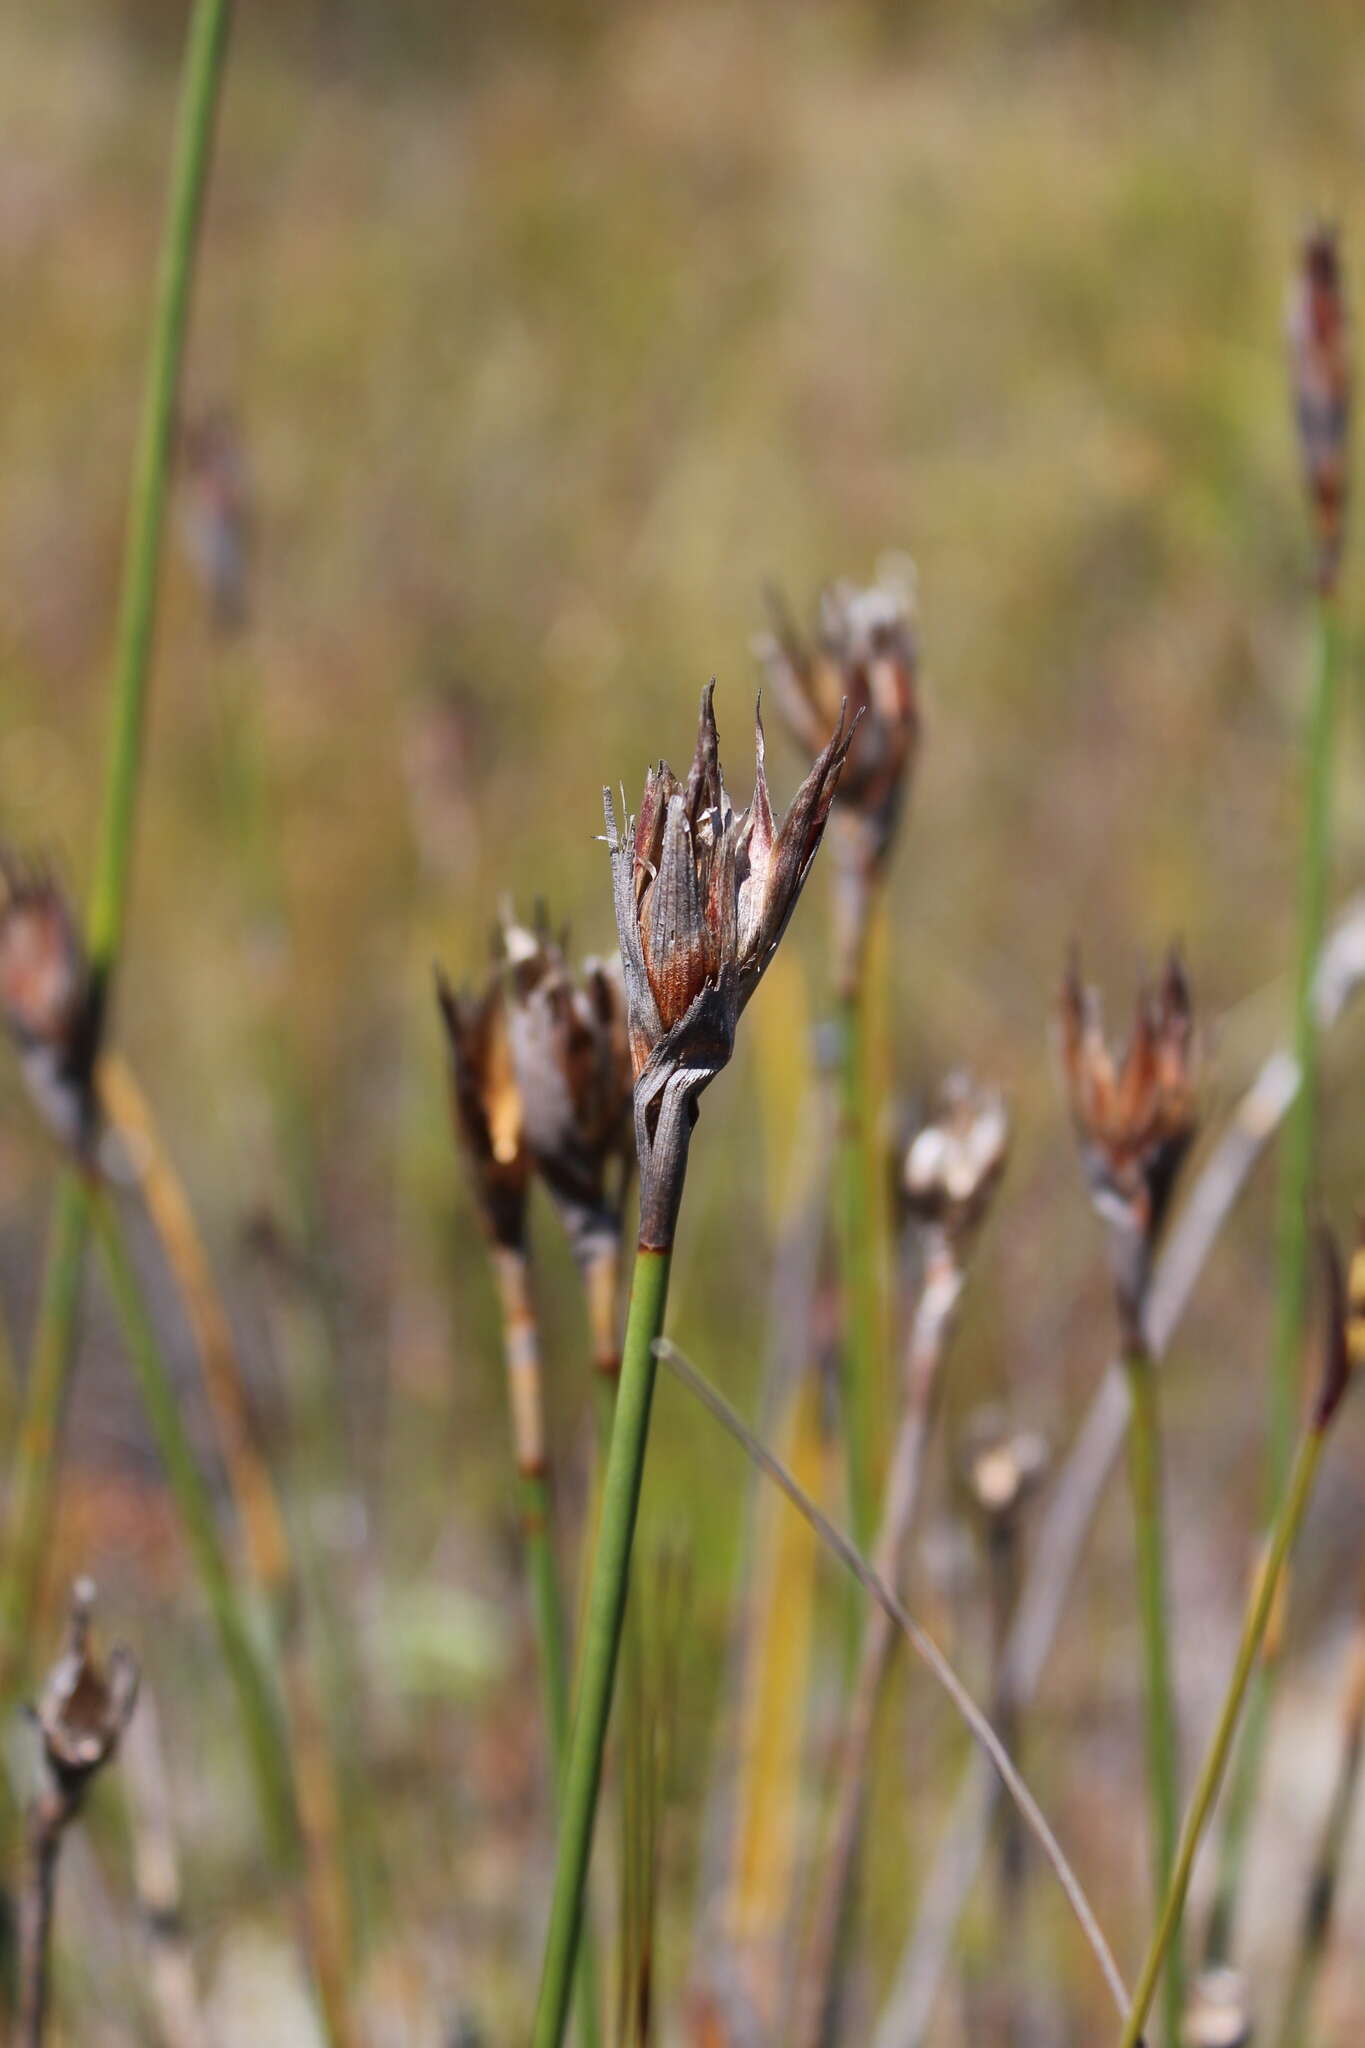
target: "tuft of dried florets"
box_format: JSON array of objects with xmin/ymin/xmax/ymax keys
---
[
  {"xmin": 903, "ymin": 1073, "xmax": 1009, "ymax": 1257},
  {"xmin": 1288, "ymin": 224, "xmax": 1351, "ymax": 595},
  {"xmin": 756, "ymin": 563, "xmax": 919, "ymax": 993},
  {"xmin": 501, "ymin": 911, "xmax": 634, "ymax": 1275},
  {"xmin": 960, "ymin": 1409, "xmax": 1050, "ymax": 1531},
  {"xmin": 1180, "ymin": 1967, "xmax": 1252, "ymax": 2048},
  {"xmin": 434, "ymin": 967, "xmax": 530, "ymax": 1252},
  {"xmin": 34, "ymin": 1578, "xmax": 139, "ymax": 1795},
  {"xmin": 606, "ymin": 684, "xmax": 856, "ymax": 1247},
  {"xmin": 1060, "ymin": 947, "xmax": 1198, "ymax": 1341},
  {"xmin": 0, "ymin": 852, "xmax": 100, "ymax": 1158}
]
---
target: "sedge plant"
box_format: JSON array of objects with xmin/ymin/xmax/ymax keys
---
[{"xmin": 530, "ymin": 683, "xmax": 856, "ymax": 2048}]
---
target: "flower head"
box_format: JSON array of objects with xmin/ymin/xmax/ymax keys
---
[
  {"xmin": 35, "ymin": 1578, "xmax": 138, "ymax": 1797},
  {"xmin": 501, "ymin": 911, "xmax": 634, "ymax": 1271},
  {"xmin": 1287, "ymin": 224, "xmax": 1351, "ymax": 594},
  {"xmin": 434, "ymin": 966, "xmax": 530, "ymax": 1252},
  {"xmin": 0, "ymin": 852, "xmax": 100, "ymax": 1157},
  {"xmin": 756, "ymin": 564, "xmax": 919, "ymax": 990},
  {"xmin": 1060, "ymin": 947, "xmax": 1198, "ymax": 1335},
  {"xmin": 903, "ymin": 1072, "xmax": 1009, "ymax": 1256},
  {"xmin": 960, "ymin": 1408, "xmax": 1049, "ymax": 1530},
  {"xmin": 606, "ymin": 684, "xmax": 856, "ymax": 1245}
]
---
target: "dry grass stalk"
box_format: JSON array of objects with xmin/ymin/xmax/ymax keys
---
[{"xmin": 120, "ymin": 1684, "xmax": 211, "ymax": 2048}]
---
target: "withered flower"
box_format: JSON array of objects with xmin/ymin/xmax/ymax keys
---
[
  {"xmin": 434, "ymin": 967, "xmax": 529, "ymax": 1253},
  {"xmin": 1287, "ymin": 224, "xmax": 1351, "ymax": 594},
  {"xmin": 960, "ymin": 1409, "xmax": 1050, "ymax": 1532},
  {"xmin": 756, "ymin": 564, "xmax": 919, "ymax": 994},
  {"xmin": 903, "ymin": 1072, "xmax": 1009, "ymax": 1257},
  {"xmin": 1060, "ymin": 948, "xmax": 1198, "ymax": 1343},
  {"xmin": 1180, "ymin": 1967, "xmax": 1251, "ymax": 2048},
  {"xmin": 0, "ymin": 852, "xmax": 100, "ymax": 1158},
  {"xmin": 606, "ymin": 684, "xmax": 856, "ymax": 1247}
]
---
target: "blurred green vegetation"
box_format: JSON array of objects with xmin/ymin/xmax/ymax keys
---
[{"xmin": 3, "ymin": 0, "xmax": 1365, "ymax": 2038}]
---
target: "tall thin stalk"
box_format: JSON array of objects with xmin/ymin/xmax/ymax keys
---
[
  {"xmin": 0, "ymin": 0, "xmax": 232, "ymax": 1684},
  {"xmin": 1206, "ymin": 597, "xmax": 1342, "ymax": 1962},
  {"xmin": 532, "ymin": 1243, "xmax": 672, "ymax": 2048},
  {"xmin": 836, "ymin": 986, "xmax": 878, "ymax": 1557},
  {"xmin": 1119, "ymin": 1423, "xmax": 1329, "ymax": 2048},
  {"xmin": 1123, "ymin": 1342, "xmax": 1182, "ymax": 2044}
]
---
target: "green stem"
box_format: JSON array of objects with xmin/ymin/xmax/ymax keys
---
[
  {"xmin": 1119, "ymin": 1429, "xmax": 1325, "ymax": 2048},
  {"xmin": 836, "ymin": 987, "xmax": 877, "ymax": 1557},
  {"xmin": 91, "ymin": 1193, "xmax": 297, "ymax": 1864},
  {"xmin": 1123, "ymin": 1349, "xmax": 1182, "ymax": 2044},
  {"xmin": 0, "ymin": 0, "xmax": 232, "ymax": 1691},
  {"xmin": 1206, "ymin": 594, "xmax": 1341, "ymax": 1963},
  {"xmin": 532, "ymin": 1242, "xmax": 672, "ymax": 2048}
]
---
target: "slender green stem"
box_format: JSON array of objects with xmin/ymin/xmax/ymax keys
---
[
  {"xmin": 1119, "ymin": 1429, "xmax": 1325, "ymax": 2048},
  {"xmin": 91, "ymin": 1192, "xmax": 297, "ymax": 1860},
  {"xmin": 836, "ymin": 987, "xmax": 877, "ymax": 1557},
  {"xmin": 1123, "ymin": 1349, "xmax": 1182, "ymax": 2045},
  {"xmin": 532, "ymin": 1243, "xmax": 672, "ymax": 2048},
  {"xmin": 0, "ymin": 0, "xmax": 232, "ymax": 1690},
  {"xmin": 1271, "ymin": 1655, "xmax": 1364, "ymax": 2048},
  {"xmin": 1206, "ymin": 594, "xmax": 1341, "ymax": 1963}
]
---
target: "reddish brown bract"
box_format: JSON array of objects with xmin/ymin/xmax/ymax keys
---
[{"xmin": 1288, "ymin": 224, "xmax": 1351, "ymax": 594}]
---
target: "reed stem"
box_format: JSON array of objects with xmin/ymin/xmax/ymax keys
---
[
  {"xmin": 1119, "ymin": 1428, "xmax": 1325, "ymax": 2048},
  {"xmin": 1123, "ymin": 1346, "xmax": 1182, "ymax": 2044},
  {"xmin": 1206, "ymin": 597, "xmax": 1342, "ymax": 1964},
  {"xmin": 532, "ymin": 1242, "xmax": 672, "ymax": 2048},
  {"xmin": 836, "ymin": 986, "xmax": 877, "ymax": 1556},
  {"xmin": 91, "ymin": 1192, "xmax": 297, "ymax": 1864},
  {"xmin": 0, "ymin": 0, "xmax": 232, "ymax": 1688}
]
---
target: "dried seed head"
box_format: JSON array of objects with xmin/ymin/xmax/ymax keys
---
[
  {"xmin": 606, "ymin": 684, "xmax": 856, "ymax": 1246},
  {"xmin": 1180, "ymin": 1967, "xmax": 1251, "ymax": 2048},
  {"xmin": 1288, "ymin": 224, "xmax": 1351, "ymax": 594},
  {"xmin": 1060, "ymin": 947, "xmax": 1199, "ymax": 1333},
  {"xmin": 1312, "ymin": 1216, "xmax": 1365, "ymax": 1432},
  {"xmin": 501, "ymin": 909, "xmax": 634, "ymax": 1270},
  {"xmin": 960, "ymin": 1408, "xmax": 1049, "ymax": 1527},
  {"xmin": 434, "ymin": 966, "xmax": 530, "ymax": 1251},
  {"xmin": 0, "ymin": 852, "xmax": 100, "ymax": 1157},
  {"xmin": 903, "ymin": 1072, "xmax": 1009, "ymax": 1254},
  {"xmin": 35, "ymin": 1578, "xmax": 139, "ymax": 1796}
]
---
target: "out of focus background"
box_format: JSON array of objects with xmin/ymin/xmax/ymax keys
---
[{"xmin": 2, "ymin": 0, "xmax": 1365, "ymax": 2040}]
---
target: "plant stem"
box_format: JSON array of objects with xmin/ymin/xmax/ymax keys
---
[
  {"xmin": 492, "ymin": 1249, "xmax": 601, "ymax": 2048},
  {"xmin": 836, "ymin": 986, "xmax": 878, "ymax": 1557},
  {"xmin": 0, "ymin": 0, "xmax": 231, "ymax": 1690},
  {"xmin": 91, "ymin": 1192, "xmax": 297, "ymax": 1865},
  {"xmin": 1123, "ymin": 1346, "xmax": 1182, "ymax": 2044},
  {"xmin": 532, "ymin": 1243, "xmax": 672, "ymax": 2048},
  {"xmin": 1206, "ymin": 596, "xmax": 1341, "ymax": 1961},
  {"xmin": 1119, "ymin": 1428, "xmax": 1325, "ymax": 2048}
]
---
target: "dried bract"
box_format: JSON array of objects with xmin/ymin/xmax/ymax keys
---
[
  {"xmin": 0, "ymin": 852, "xmax": 100, "ymax": 1158},
  {"xmin": 34, "ymin": 1578, "xmax": 139, "ymax": 1798},
  {"xmin": 903, "ymin": 1072, "xmax": 1009, "ymax": 1256},
  {"xmin": 756, "ymin": 564, "xmax": 919, "ymax": 990},
  {"xmin": 1180, "ymin": 1967, "xmax": 1251, "ymax": 2048},
  {"xmin": 1288, "ymin": 224, "xmax": 1351, "ymax": 594},
  {"xmin": 502, "ymin": 912, "xmax": 634, "ymax": 1271},
  {"xmin": 1313, "ymin": 1217, "xmax": 1365, "ymax": 1432},
  {"xmin": 434, "ymin": 967, "xmax": 530, "ymax": 1252},
  {"xmin": 1060, "ymin": 947, "xmax": 1198, "ymax": 1337},
  {"xmin": 606, "ymin": 684, "xmax": 855, "ymax": 1246}
]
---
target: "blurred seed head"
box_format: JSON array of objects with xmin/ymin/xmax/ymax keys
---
[
  {"xmin": 0, "ymin": 851, "xmax": 100, "ymax": 1157},
  {"xmin": 34, "ymin": 1578, "xmax": 138, "ymax": 1797},
  {"xmin": 606, "ymin": 684, "xmax": 855, "ymax": 1244},
  {"xmin": 434, "ymin": 966, "xmax": 530, "ymax": 1252},
  {"xmin": 500, "ymin": 907, "xmax": 634, "ymax": 1270},
  {"xmin": 1180, "ymin": 1967, "xmax": 1251, "ymax": 2048},
  {"xmin": 960, "ymin": 1408, "xmax": 1050, "ymax": 1528},
  {"xmin": 1288, "ymin": 224, "xmax": 1351, "ymax": 595},
  {"xmin": 1060, "ymin": 947, "xmax": 1199, "ymax": 1335},
  {"xmin": 903, "ymin": 1072, "xmax": 1009, "ymax": 1256}
]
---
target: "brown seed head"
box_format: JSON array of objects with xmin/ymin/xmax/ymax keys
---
[
  {"xmin": 501, "ymin": 910, "xmax": 634, "ymax": 1267},
  {"xmin": 0, "ymin": 852, "xmax": 100, "ymax": 1156},
  {"xmin": 1180, "ymin": 1968, "xmax": 1251, "ymax": 2048},
  {"xmin": 434, "ymin": 966, "xmax": 530, "ymax": 1251},
  {"xmin": 903, "ymin": 1072, "xmax": 1009, "ymax": 1254},
  {"xmin": 1313, "ymin": 1214, "xmax": 1365, "ymax": 1432},
  {"xmin": 1288, "ymin": 223, "xmax": 1351, "ymax": 594},
  {"xmin": 1060, "ymin": 947, "xmax": 1198, "ymax": 1327},
  {"xmin": 35, "ymin": 1578, "xmax": 139, "ymax": 1796}
]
